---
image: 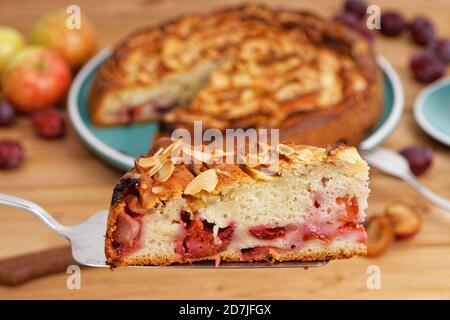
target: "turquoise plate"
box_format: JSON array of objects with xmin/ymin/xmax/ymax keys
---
[
  {"xmin": 68, "ymin": 48, "xmax": 404, "ymax": 171},
  {"xmin": 414, "ymin": 77, "xmax": 450, "ymax": 147}
]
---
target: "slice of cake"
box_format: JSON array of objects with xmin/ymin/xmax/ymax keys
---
[{"xmin": 105, "ymin": 138, "xmax": 369, "ymax": 266}]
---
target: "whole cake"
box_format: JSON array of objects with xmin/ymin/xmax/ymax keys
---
[
  {"xmin": 105, "ymin": 138, "xmax": 369, "ymax": 266},
  {"xmin": 89, "ymin": 4, "xmax": 382, "ymax": 146}
]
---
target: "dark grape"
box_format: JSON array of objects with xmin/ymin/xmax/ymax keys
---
[
  {"xmin": 410, "ymin": 16, "xmax": 435, "ymax": 46},
  {"xmin": 32, "ymin": 108, "xmax": 65, "ymax": 139},
  {"xmin": 430, "ymin": 39, "xmax": 450, "ymax": 64},
  {"xmin": 344, "ymin": 0, "xmax": 368, "ymax": 20},
  {"xmin": 0, "ymin": 140, "xmax": 24, "ymax": 170},
  {"xmin": 380, "ymin": 11, "xmax": 405, "ymax": 37},
  {"xmin": 399, "ymin": 145, "xmax": 433, "ymax": 176},
  {"xmin": 410, "ymin": 52, "xmax": 445, "ymax": 83},
  {"xmin": 0, "ymin": 99, "xmax": 16, "ymax": 126}
]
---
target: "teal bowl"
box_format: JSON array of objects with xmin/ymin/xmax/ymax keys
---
[
  {"xmin": 414, "ymin": 77, "xmax": 450, "ymax": 147},
  {"xmin": 68, "ymin": 49, "xmax": 404, "ymax": 171}
]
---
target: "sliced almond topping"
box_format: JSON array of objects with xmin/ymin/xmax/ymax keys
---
[
  {"xmin": 146, "ymin": 161, "xmax": 164, "ymax": 178},
  {"xmin": 187, "ymin": 163, "xmax": 205, "ymax": 176},
  {"xmin": 182, "ymin": 146, "xmax": 212, "ymax": 163},
  {"xmin": 153, "ymin": 147, "xmax": 164, "ymax": 157},
  {"xmin": 216, "ymin": 168, "xmax": 231, "ymax": 177},
  {"xmin": 208, "ymin": 148, "xmax": 235, "ymax": 161},
  {"xmin": 162, "ymin": 139, "xmax": 183, "ymax": 156},
  {"xmin": 139, "ymin": 190, "xmax": 158, "ymax": 210},
  {"xmin": 151, "ymin": 186, "xmax": 165, "ymax": 194},
  {"xmin": 276, "ymin": 143, "xmax": 295, "ymax": 156},
  {"xmin": 296, "ymin": 149, "xmax": 314, "ymax": 163},
  {"xmin": 136, "ymin": 156, "xmax": 160, "ymax": 170},
  {"xmin": 334, "ymin": 147, "xmax": 362, "ymax": 164},
  {"xmin": 154, "ymin": 160, "xmax": 175, "ymax": 182},
  {"xmin": 244, "ymin": 167, "xmax": 278, "ymax": 181},
  {"xmin": 244, "ymin": 153, "xmax": 262, "ymax": 168},
  {"xmin": 184, "ymin": 169, "xmax": 218, "ymax": 195},
  {"xmin": 261, "ymin": 162, "xmax": 280, "ymax": 175}
]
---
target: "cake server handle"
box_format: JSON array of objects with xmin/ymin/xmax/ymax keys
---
[
  {"xmin": 360, "ymin": 147, "xmax": 450, "ymax": 212},
  {"xmin": 0, "ymin": 246, "xmax": 77, "ymax": 286},
  {"xmin": 0, "ymin": 193, "xmax": 79, "ymax": 286},
  {"xmin": 0, "ymin": 193, "xmax": 70, "ymax": 238}
]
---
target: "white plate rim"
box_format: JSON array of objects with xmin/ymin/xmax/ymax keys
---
[
  {"xmin": 68, "ymin": 50, "xmax": 404, "ymax": 170},
  {"xmin": 413, "ymin": 76, "xmax": 450, "ymax": 147},
  {"xmin": 358, "ymin": 56, "xmax": 404, "ymax": 150}
]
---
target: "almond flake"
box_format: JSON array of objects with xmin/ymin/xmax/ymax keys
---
[
  {"xmin": 244, "ymin": 153, "xmax": 262, "ymax": 168},
  {"xmin": 208, "ymin": 148, "xmax": 235, "ymax": 160},
  {"xmin": 136, "ymin": 156, "xmax": 160, "ymax": 170},
  {"xmin": 184, "ymin": 169, "xmax": 218, "ymax": 195},
  {"xmin": 153, "ymin": 147, "xmax": 164, "ymax": 157},
  {"xmin": 147, "ymin": 161, "xmax": 164, "ymax": 178},
  {"xmin": 296, "ymin": 149, "xmax": 314, "ymax": 163},
  {"xmin": 244, "ymin": 167, "xmax": 278, "ymax": 181},
  {"xmin": 216, "ymin": 168, "xmax": 231, "ymax": 177},
  {"xmin": 182, "ymin": 146, "xmax": 212, "ymax": 163},
  {"xmin": 151, "ymin": 186, "xmax": 165, "ymax": 194},
  {"xmin": 276, "ymin": 143, "xmax": 295, "ymax": 156},
  {"xmin": 139, "ymin": 190, "xmax": 158, "ymax": 209},
  {"xmin": 335, "ymin": 147, "xmax": 361, "ymax": 164},
  {"xmin": 154, "ymin": 160, "xmax": 175, "ymax": 182},
  {"xmin": 162, "ymin": 139, "xmax": 183, "ymax": 156}
]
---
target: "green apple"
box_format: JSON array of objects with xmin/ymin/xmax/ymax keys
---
[
  {"xmin": 29, "ymin": 9, "xmax": 98, "ymax": 71},
  {"xmin": 0, "ymin": 26, "xmax": 25, "ymax": 76}
]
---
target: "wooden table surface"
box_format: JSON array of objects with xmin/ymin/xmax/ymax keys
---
[{"xmin": 0, "ymin": 0, "xmax": 449, "ymax": 299}]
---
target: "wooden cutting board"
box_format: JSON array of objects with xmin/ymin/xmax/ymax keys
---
[{"xmin": 0, "ymin": 0, "xmax": 449, "ymax": 299}]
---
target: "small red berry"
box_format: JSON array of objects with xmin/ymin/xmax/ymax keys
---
[
  {"xmin": 32, "ymin": 108, "xmax": 66, "ymax": 139},
  {"xmin": 410, "ymin": 52, "xmax": 445, "ymax": 83},
  {"xmin": 0, "ymin": 99, "xmax": 16, "ymax": 127},
  {"xmin": 380, "ymin": 11, "xmax": 405, "ymax": 37},
  {"xmin": 0, "ymin": 140, "xmax": 25, "ymax": 170},
  {"xmin": 344, "ymin": 0, "xmax": 368, "ymax": 20},
  {"xmin": 430, "ymin": 39, "xmax": 450, "ymax": 64},
  {"xmin": 410, "ymin": 16, "xmax": 435, "ymax": 46},
  {"xmin": 399, "ymin": 145, "xmax": 433, "ymax": 176}
]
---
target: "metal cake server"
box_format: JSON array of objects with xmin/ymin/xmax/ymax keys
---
[
  {"xmin": 360, "ymin": 147, "xmax": 450, "ymax": 211},
  {"xmin": 0, "ymin": 193, "xmax": 327, "ymax": 269}
]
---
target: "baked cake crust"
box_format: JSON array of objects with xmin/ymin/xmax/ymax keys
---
[
  {"xmin": 89, "ymin": 4, "xmax": 382, "ymax": 147},
  {"xmin": 105, "ymin": 138, "xmax": 369, "ymax": 267}
]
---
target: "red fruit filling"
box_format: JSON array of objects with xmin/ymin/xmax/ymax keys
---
[
  {"xmin": 336, "ymin": 195, "xmax": 359, "ymax": 223},
  {"xmin": 241, "ymin": 247, "xmax": 287, "ymax": 261},
  {"xmin": 112, "ymin": 206, "xmax": 144, "ymax": 257},
  {"xmin": 249, "ymin": 226, "xmax": 286, "ymax": 240},
  {"xmin": 175, "ymin": 213, "xmax": 234, "ymax": 259},
  {"xmin": 242, "ymin": 195, "xmax": 366, "ymax": 260}
]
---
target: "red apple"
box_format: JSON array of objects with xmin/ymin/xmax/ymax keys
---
[
  {"xmin": 29, "ymin": 9, "xmax": 98, "ymax": 71},
  {"xmin": 2, "ymin": 46, "xmax": 71, "ymax": 112}
]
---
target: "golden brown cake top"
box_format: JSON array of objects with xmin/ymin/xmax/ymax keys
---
[
  {"xmin": 97, "ymin": 4, "xmax": 377, "ymax": 129},
  {"xmin": 111, "ymin": 137, "xmax": 367, "ymax": 212}
]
